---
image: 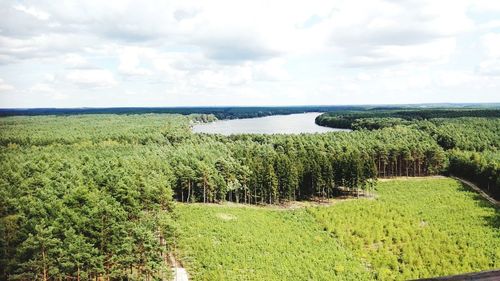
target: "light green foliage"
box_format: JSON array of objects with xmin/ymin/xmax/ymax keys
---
[
  {"xmin": 176, "ymin": 204, "xmax": 370, "ymax": 281},
  {"xmin": 318, "ymin": 109, "xmax": 500, "ymax": 199},
  {"xmin": 414, "ymin": 118, "xmax": 500, "ymax": 151},
  {"xmin": 0, "ymin": 114, "xmax": 192, "ymax": 146},
  {"xmin": 1, "ymin": 114, "xmax": 444, "ymax": 206},
  {"xmin": 1, "ymin": 112, "xmax": 495, "ymax": 280},
  {"xmin": 308, "ymin": 178, "xmax": 500, "ymax": 280}
]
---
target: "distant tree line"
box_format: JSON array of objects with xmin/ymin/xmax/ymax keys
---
[
  {"xmin": 315, "ymin": 109, "xmax": 500, "ymax": 129},
  {"xmin": 0, "ymin": 106, "xmax": 366, "ymax": 119},
  {"xmin": 316, "ymin": 109, "xmax": 500, "ymax": 200}
]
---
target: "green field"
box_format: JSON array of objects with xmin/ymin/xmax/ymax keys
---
[
  {"xmin": 175, "ymin": 205, "xmax": 369, "ymax": 280},
  {"xmin": 176, "ymin": 178, "xmax": 500, "ymax": 280}
]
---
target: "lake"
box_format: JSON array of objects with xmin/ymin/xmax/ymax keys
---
[{"xmin": 191, "ymin": 112, "xmax": 350, "ymax": 135}]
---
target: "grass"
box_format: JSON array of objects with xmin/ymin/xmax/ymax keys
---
[
  {"xmin": 175, "ymin": 204, "xmax": 369, "ymax": 281},
  {"xmin": 309, "ymin": 178, "xmax": 500, "ymax": 280},
  {"xmin": 175, "ymin": 178, "xmax": 500, "ymax": 280}
]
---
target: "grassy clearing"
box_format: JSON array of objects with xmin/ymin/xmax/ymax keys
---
[
  {"xmin": 175, "ymin": 178, "xmax": 499, "ymax": 280},
  {"xmin": 175, "ymin": 204, "xmax": 369, "ymax": 281},
  {"xmin": 308, "ymin": 178, "xmax": 500, "ymax": 280}
]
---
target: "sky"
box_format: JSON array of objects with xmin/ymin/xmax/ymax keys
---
[{"xmin": 0, "ymin": 0, "xmax": 500, "ymax": 108}]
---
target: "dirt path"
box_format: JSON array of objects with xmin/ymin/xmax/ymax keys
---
[
  {"xmin": 172, "ymin": 267, "xmax": 188, "ymax": 281},
  {"xmin": 452, "ymin": 176, "xmax": 499, "ymax": 207},
  {"xmin": 169, "ymin": 253, "xmax": 189, "ymax": 281},
  {"xmin": 378, "ymin": 175, "xmax": 446, "ymax": 182}
]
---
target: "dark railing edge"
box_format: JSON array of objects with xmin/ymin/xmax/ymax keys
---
[{"xmin": 411, "ymin": 269, "xmax": 500, "ymax": 281}]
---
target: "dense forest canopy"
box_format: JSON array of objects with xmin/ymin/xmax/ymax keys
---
[
  {"xmin": 315, "ymin": 108, "xmax": 500, "ymax": 129},
  {"xmin": 316, "ymin": 108, "xmax": 500, "ymax": 200},
  {"xmin": 0, "ymin": 106, "xmax": 365, "ymax": 119},
  {"xmin": 0, "ymin": 106, "xmax": 499, "ymax": 280}
]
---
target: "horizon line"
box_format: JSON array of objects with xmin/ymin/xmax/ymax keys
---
[{"xmin": 1, "ymin": 102, "xmax": 500, "ymax": 110}]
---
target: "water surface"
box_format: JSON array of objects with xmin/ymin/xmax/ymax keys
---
[{"xmin": 192, "ymin": 112, "xmax": 350, "ymax": 135}]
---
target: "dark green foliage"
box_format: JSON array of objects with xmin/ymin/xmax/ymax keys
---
[
  {"xmin": 0, "ymin": 114, "xmax": 447, "ymax": 207},
  {"xmin": 317, "ymin": 109, "xmax": 500, "ymax": 200},
  {"xmin": 0, "ymin": 146, "xmax": 175, "ymax": 280},
  {"xmin": 0, "ymin": 111, "xmax": 480, "ymax": 279},
  {"xmin": 415, "ymin": 118, "xmax": 500, "ymax": 151},
  {"xmin": 0, "ymin": 106, "xmax": 365, "ymax": 119},
  {"xmin": 352, "ymin": 118, "xmax": 409, "ymax": 130},
  {"xmin": 316, "ymin": 108, "xmax": 500, "ymax": 129},
  {"xmin": 447, "ymin": 150, "xmax": 500, "ymax": 200}
]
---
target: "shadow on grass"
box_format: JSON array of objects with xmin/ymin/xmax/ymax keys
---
[{"xmin": 456, "ymin": 181, "xmax": 500, "ymax": 232}]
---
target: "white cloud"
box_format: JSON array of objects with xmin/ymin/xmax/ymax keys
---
[
  {"xmin": 196, "ymin": 67, "xmax": 252, "ymax": 88},
  {"xmin": 478, "ymin": 59, "xmax": 500, "ymax": 76},
  {"xmin": 481, "ymin": 33, "xmax": 500, "ymax": 58},
  {"xmin": 477, "ymin": 33, "xmax": 500, "ymax": 76},
  {"xmin": 252, "ymin": 59, "xmax": 289, "ymax": 81},
  {"xmin": 343, "ymin": 38, "xmax": 457, "ymax": 67},
  {"xmin": 118, "ymin": 47, "xmax": 153, "ymax": 76},
  {"xmin": 0, "ymin": 0, "xmax": 476, "ymax": 66},
  {"xmin": 324, "ymin": 0, "xmax": 471, "ymax": 67},
  {"xmin": 30, "ymin": 82, "xmax": 54, "ymax": 93},
  {"xmin": 469, "ymin": 0, "xmax": 500, "ymax": 13},
  {"xmin": 436, "ymin": 71, "xmax": 473, "ymax": 87},
  {"xmin": 478, "ymin": 20, "xmax": 500, "ymax": 30},
  {"xmin": 13, "ymin": 4, "xmax": 50, "ymax": 21},
  {"xmin": 0, "ymin": 33, "xmax": 96, "ymax": 63},
  {"xmin": 64, "ymin": 54, "xmax": 88, "ymax": 67},
  {"xmin": 65, "ymin": 69, "xmax": 116, "ymax": 88},
  {"xmin": 0, "ymin": 78, "xmax": 14, "ymax": 91},
  {"xmin": 0, "ymin": 0, "xmax": 499, "ymax": 107}
]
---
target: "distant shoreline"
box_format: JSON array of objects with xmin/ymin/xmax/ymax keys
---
[{"xmin": 1, "ymin": 103, "xmax": 499, "ymax": 117}]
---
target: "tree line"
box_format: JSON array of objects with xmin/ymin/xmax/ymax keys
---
[
  {"xmin": 316, "ymin": 110, "xmax": 500, "ymax": 200},
  {"xmin": 0, "ymin": 111, "xmax": 489, "ymax": 280},
  {"xmin": 315, "ymin": 108, "xmax": 500, "ymax": 129},
  {"xmin": 0, "ymin": 106, "xmax": 365, "ymax": 119},
  {"xmin": 447, "ymin": 150, "xmax": 500, "ymax": 199}
]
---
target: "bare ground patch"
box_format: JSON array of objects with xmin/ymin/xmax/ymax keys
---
[
  {"xmin": 378, "ymin": 175, "xmax": 446, "ymax": 182},
  {"xmin": 216, "ymin": 212, "xmax": 237, "ymax": 220},
  {"xmin": 177, "ymin": 194, "xmax": 376, "ymax": 210}
]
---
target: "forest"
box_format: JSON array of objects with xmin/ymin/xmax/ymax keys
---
[
  {"xmin": 1, "ymin": 104, "xmax": 496, "ymax": 119},
  {"xmin": 315, "ymin": 108, "xmax": 500, "ymax": 129},
  {"xmin": 316, "ymin": 109, "xmax": 500, "ymax": 200},
  {"xmin": 0, "ymin": 106, "xmax": 364, "ymax": 119},
  {"xmin": 0, "ymin": 107, "xmax": 499, "ymax": 280}
]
